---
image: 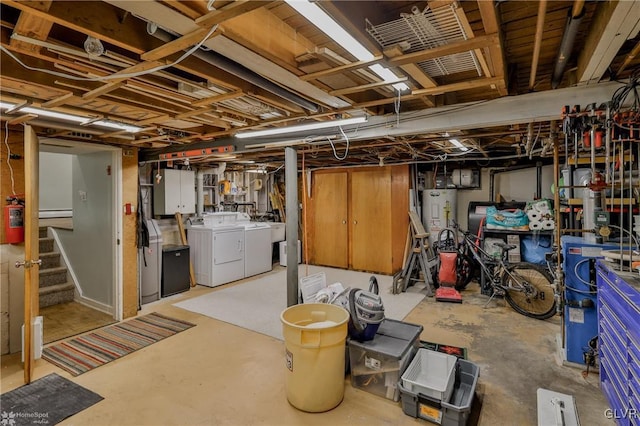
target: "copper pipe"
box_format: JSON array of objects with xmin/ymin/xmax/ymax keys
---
[{"xmin": 529, "ymin": 0, "xmax": 547, "ymax": 91}]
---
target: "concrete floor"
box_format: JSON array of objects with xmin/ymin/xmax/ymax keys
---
[{"xmin": 1, "ymin": 272, "xmax": 614, "ymax": 426}]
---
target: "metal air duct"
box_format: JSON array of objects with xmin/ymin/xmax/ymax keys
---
[
  {"xmin": 147, "ymin": 26, "xmax": 320, "ymax": 113},
  {"xmin": 551, "ymin": 4, "xmax": 586, "ymax": 89}
]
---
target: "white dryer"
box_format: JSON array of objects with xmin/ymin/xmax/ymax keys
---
[
  {"xmin": 235, "ymin": 213, "xmax": 272, "ymax": 277},
  {"xmin": 188, "ymin": 224, "xmax": 245, "ymax": 287}
]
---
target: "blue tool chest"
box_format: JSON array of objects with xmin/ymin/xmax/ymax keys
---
[{"xmin": 596, "ymin": 260, "xmax": 640, "ymax": 426}]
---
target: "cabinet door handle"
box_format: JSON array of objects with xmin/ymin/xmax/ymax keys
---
[
  {"xmin": 342, "ymin": 220, "xmax": 347, "ymax": 224},
  {"xmin": 353, "ymin": 220, "xmax": 358, "ymax": 225}
]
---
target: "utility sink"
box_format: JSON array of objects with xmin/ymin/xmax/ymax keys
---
[{"xmin": 270, "ymin": 222, "xmax": 285, "ymax": 243}]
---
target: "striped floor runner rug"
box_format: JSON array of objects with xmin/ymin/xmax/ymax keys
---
[{"xmin": 42, "ymin": 312, "xmax": 195, "ymax": 376}]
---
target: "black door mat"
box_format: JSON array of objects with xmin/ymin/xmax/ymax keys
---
[{"xmin": 0, "ymin": 373, "xmax": 103, "ymax": 425}]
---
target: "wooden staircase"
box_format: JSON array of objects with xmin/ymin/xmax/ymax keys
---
[{"xmin": 39, "ymin": 227, "xmax": 75, "ymax": 308}]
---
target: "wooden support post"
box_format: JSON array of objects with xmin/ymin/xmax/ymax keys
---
[{"xmin": 175, "ymin": 212, "xmax": 196, "ymax": 287}]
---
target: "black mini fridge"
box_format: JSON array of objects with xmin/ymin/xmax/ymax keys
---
[{"xmin": 161, "ymin": 244, "xmax": 190, "ymax": 297}]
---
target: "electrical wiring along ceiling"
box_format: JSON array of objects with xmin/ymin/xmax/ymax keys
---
[{"xmin": 0, "ymin": 1, "xmax": 638, "ymax": 169}]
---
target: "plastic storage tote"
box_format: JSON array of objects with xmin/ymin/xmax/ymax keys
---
[
  {"xmin": 401, "ymin": 348, "xmax": 457, "ymax": 402},
  {"xmin": 399, "ymin": 358, "xmax": 480, "ymax": 426},
  {"xmin": 348, "ymin": 319, "xmax": 423, "ymax": 401},
  {"xmin": 281, "ymin": 303, "xmax": 350, "ymax": 412}
]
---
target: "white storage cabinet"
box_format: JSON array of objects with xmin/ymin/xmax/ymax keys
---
[{"xmin": 154, "ymin": 169, "xmax": 196, "ymax": 215}]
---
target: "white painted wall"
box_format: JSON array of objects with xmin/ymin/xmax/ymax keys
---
[
  {"xmin": 456, "ymin": 168, "xmax": 492, "ymax": 231},
  {"xmin": 39, "ymin": 152, "xmax": 72, "ymax": 211},
  {"xmin": 58, "ymin": 151, "xmax": 114, "ymax": 307},
  {"xmin": 425, "ymin": 166, "xmax": 554, "ymax": 232},
  {"xmin": 493, "ymin": 165, "xmax": 554, "ymax": 202}
]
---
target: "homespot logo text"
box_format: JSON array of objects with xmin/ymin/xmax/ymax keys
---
[
  {"xmin": 1, "ymin": 411, "xmax": 49, "ymax": 425},
  {"xmin": 604, "ymin": 408, "xmax": 640, "ymax": 420}
]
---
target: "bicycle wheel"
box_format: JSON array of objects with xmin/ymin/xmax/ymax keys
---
[
  {"xmin": 502, "ymin": 263, "xmax": 556, "ymax": 320},
  {"xmin": 454, "ymin": 253, "xmax": 476, "ymax": 291}
]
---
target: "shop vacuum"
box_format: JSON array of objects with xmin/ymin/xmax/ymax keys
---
[{"xmin": 346, "ymin": 276, "xmax": 385, "ymax": 341}]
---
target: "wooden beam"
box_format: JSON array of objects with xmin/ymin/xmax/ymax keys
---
[
  {"xmin": 9, "ymin": 1, "xmax": 53, "ymax": 54},
  {"xmin": 195, "ymin": 1, "xmax": 274, "ymax": 28},
  {"xmin": 385, "ymin": 45, "xmax": 435, "ymax": 107},
  {"xmin": 617, "ymin": 40, "xmax": 640, "ymax": 76},
  {"xmin": 136, "ymin": 114, "xmax": 171, "ymax": 126},
  {"xmin": 451, "ymin": 2, "xmax": 492, "ymax": 79},
  {"xmin": 349, "ymin": 76, "xmax": 503, "ymax": 109},
  {"xmin": 385, "ymin": 34, "xmax": 498, "ymax": 66},
  {"xmin": 8, "ymin": 114, "xmax": 37, "ymax": 124},
  {"xmin": 529, "ymin": 0, "xmax": 547, "ymax": 90},
  {"xmin": 175, "ymin": 108, "xmax": 216, "ymax": 120},
  {"xmin": 577, "ymin": 0, "xmax": 640, "ymax": 83},
  {"xmin": 82, "ymin": 81, "xmax": 126, "ymax": 100},
  {"xmin": 41, "ymin": 92, "xmax": 74, "ymax": 107},
  {"xmin": 329, "ymin": 78, "xmax": 408, "ymax": 96},
  {"xmin": 412, "ymin": 76, "xmax": 503, "ymax": 96},
  {"xmin": 132, "ymin": 134, "xmax": 170, "ymax": 144},
  {"xmin": 477, "ymin": 1, "xmax": 508, "ymax": 95},
  {"xmin": 141, "ymin": 27, "xmax": 221, "ymax": 61},
  {"xmin": 191, "ymin": 90, "xmax": 244, "ymax": 107},
  {"xmin": 300, "ymin": 55, "xmax": 384, "ymax": 81}
]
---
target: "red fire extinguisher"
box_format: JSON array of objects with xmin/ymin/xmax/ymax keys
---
[{"xmin": 4, "ymin": 197, "xmax": 25, "ymax": 244}]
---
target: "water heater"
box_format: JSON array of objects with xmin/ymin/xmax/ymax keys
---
[{"xmin": 422, "ymin": 189, "xmax": 457, "ymax": 246}]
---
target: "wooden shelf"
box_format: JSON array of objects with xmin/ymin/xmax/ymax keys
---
[
  {"xmin": 563, "ymin": 198, "xmax": 636, "ymax": 206},
  {"xmin": 568, "ymin": 154, "xmax": 634, "ymax": 165},
  {"xmin": 484, "ymin": 227, "xmax": 553, "ymax": 235}
]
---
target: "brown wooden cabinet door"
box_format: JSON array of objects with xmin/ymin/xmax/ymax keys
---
[
  {"xmin": 350, "ymin": 169, "xmax": 392, "ymax": 273},
  {"xmin": 312, "ymin": 171, "xmax": 348, "ymax": 268}
]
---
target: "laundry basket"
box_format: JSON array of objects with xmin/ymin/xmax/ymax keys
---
[{"xmin": 281, "ymin": 303, "xmax": 350, "ymax": 412}]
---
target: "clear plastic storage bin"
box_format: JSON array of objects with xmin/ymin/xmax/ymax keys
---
[{"xmin": 348, "ymin": 319, "xmax": 423, "ymax": 401}]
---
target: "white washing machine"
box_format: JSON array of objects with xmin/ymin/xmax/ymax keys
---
[
  {"xmin": 188, "ymin": 224, "xmax": 245, "ymax": 287},
  {"xmin": 235, "ymin": 213, "xmax": 272, "ymax": 277}
]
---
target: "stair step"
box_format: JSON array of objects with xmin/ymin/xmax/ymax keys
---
[
  {"xmin": 39, "ymin": 252, "xmax": 61, "ymax": 269},
  {"xmin": 39, "ymin": 226, "xmax": 48, "ymax": 238},
  {"xmin": 39, "ymin": 282, "xmax": 74, "ymax": 308},
  {"xmin": 39, "ymin": 266, "xmax": 67, "ymax": 288},
  {"xmin": 39, "ymin": 237, "xmax": 54, "ymax": 253}
]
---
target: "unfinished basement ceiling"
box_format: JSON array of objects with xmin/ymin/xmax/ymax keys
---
[{"xmin": 0, "ymin": 1, "xmax": 639, "ymax": 170}]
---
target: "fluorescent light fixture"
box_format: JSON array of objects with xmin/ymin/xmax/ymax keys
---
[
  {"xmin": 236, "ymin": 116, "xmax": 367, "ymax": 139},
  {"xmin": 286, "ymin": 0, "xmax": 409, "ymax": 92},
  {"xmin": 369, "ymin": 64, "xmax": 410, "ymax": 91},
  {"xmin": 246, "ymin": 169, "xmax": 267, "ymax": 174},
  {"xmin": 93, "ymin": 119, "xmax": 143, "ymax": 133},
  {"xmin": 449, "ymin": 138, "xmax": 469, "ymax": 152},
  {"xmin": 2, "ymin": 102, "xmax": 142, "ymax": 133},
  {"xmin": 285, "ymin": 0, "xmax": 373, "ymax": 62},
  {"xmin": 20, "ymin": 106, "xmax": 88, "ymax": 123}
]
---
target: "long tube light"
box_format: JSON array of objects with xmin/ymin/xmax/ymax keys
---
[
  {"xmin": 285, "ymin": 0, "xmax": 409, "ymax": 92},
  {"xmin": 236, "ymin": 116, "xmax": 367, "ymax": 139},
  {"xmin": 449, "ymin": 138, "xmax": 469, "ymax": 151},
  {"xmin": 1, "ymin": 102, "xmax": 142, "ymax": 133}
]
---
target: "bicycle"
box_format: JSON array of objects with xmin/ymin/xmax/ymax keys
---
[{"xmin": 437, "ymin": 222, "xmax": 557, "ymax": 320}]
